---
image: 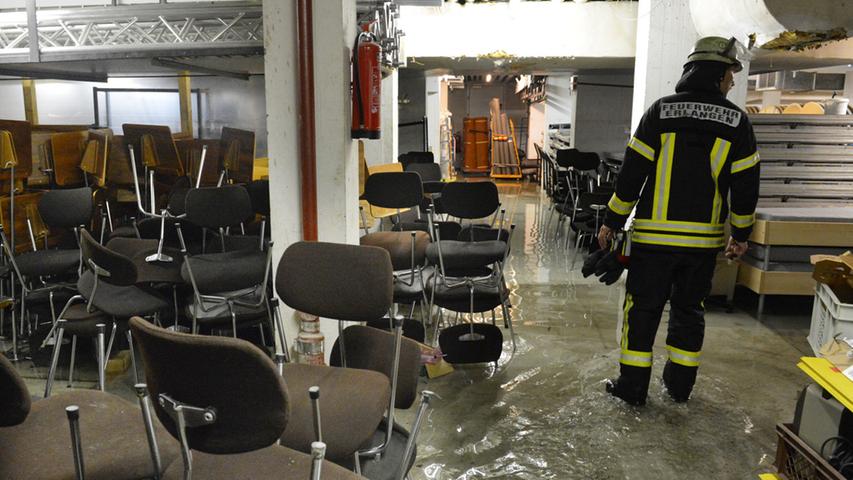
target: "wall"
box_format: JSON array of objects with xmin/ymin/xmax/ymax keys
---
[
  {"xmin": 527, "ymin": 101, "xmax": 545, "ymax": 158},
  {"xmin": 398, "ymin": 69, "xmax": 425, "ymax": 155},
  {"xmin": 543, "ymin": 75, "xmax": 574, "ymax": 147},
  {"xmin": 573, "ymin": 73, "xmax": 633, "ymax": 154}
]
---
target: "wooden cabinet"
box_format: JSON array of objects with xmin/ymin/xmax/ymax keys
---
[{"xmin": 463, "ymin": 117, "xmax": 489, "ymax": 173}]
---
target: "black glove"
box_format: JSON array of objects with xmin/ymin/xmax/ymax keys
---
[
  {"xmin": 595, "ymin": 250, "xmax": 626, "ymax": 285},
  {"xmin": 582, "ymin": 248, "xmax": 607, "ymax": 278}
]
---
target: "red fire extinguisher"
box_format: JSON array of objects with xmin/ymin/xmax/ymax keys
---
[{"xmin": 351, "ymin": 23, "xmax": 382, "ymax": 139}]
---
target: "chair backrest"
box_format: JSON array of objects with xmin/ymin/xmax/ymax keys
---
[
  {"xmin": 330, "ymin": 325, "xmax": 421, "ymax": 409},
  {"xmin": 246, "ymin": 180, "xmax": 270, "ymax": 217},
  {"xmin": 458, "ymin": 225, "xmax": 510, "ymax": 243},
  {"xmin": 129, "ymin": 317, "xmax": 289, "ymax": 454},
  {"xmin": 555, "ymin": 148, "xmax": 580, "ymax": 169},
  {"xmin": 398, "ymin": 151, "xmax": 433, "ymax": 170},
  {"xmin": 575, "ymin": 151, "xmax": 601, "ymax": 171},
  {"xmin": 439, "ymin": 181, "xmax": 499, "ymax": 220},
  {"xmin": 185, "ymin": 185, "xmax": 252, "ymax": 229},
  {"xmin": 405, "ymin": 162, "xmax": 442, "ymax": 183},
  {"xmin": 0, "ymin": 353, "xmax": 31, "ymax": 427},
  {"xmin": 276, "ymin": 241, "xmax": 393, "ymax": 322},
  {"xmin": 361, "ymin": 172, "xmax": 423, "ymax": 210},
  {"xmin": 38, "ymin": 187, "xmax": 92, "ymax": 229},
  {"xmin": 80, "ymin": 228, "xmax": 138, "ymax": 286}
]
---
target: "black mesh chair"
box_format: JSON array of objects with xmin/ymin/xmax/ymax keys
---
[
  {"xmin": 0, "ymin": 352, "xmax": 180, "ymax": 479},
  {"xmin": 276, "ymin": 241, "xmax": 424, "ymax": 472},
  {"xmin": 11, "ymin": 188, "xmax": 91, "ymax": 346},
  {"xmin": 43, "ymin": 229, "xmax": 170, "ymax": 397},
  {"xmin": 129, "ymin": 318, "xmax": 360, "ymax": 480},
  {"xmin": 176, "ymin": 185, "xmax": 274, "ymax": 337}
]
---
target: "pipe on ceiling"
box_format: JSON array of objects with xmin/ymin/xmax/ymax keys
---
[{"xmin": 296, "ymin": 0, "xmax": 318, "ymax": 241}]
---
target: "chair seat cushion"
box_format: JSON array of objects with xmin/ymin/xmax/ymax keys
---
[
  {"xmin": 106, "ymin": 237, "xmax": 185, "ymax": 284},
  {"xmin": 426, "ymin": 240, "xmax": 505, "ymax": 270},
  {"xmin": 392, "ymin": 267, "xmax": 432, "ymax": 304},
  {"xmin": 77, "ymin": 271, "xmax": 169, "ymax": 318},
  {"xmin": 61, "ymin": 304, "xmax": 112, "ymax": 336},
  {"xmin": 280, "ymin": 363, "xmax": 390, "ymax": 462},
  {"xmin": 0, "ymin": 389, "xmax": 179, "ymax": 480},
  {"xmin": 162, "ymin": 445, "xmax": 362, "ymax": 480},
  {"xmin": 360, "ymin": 231, "xmax": 429, "ymax": 271},
  {"xmin": 16, "ymin": 249, "xmax": 80, "ymax": 278},
  {"xmin": 427, "ymin": 281, "xmax": 505, "ymax": 313},
  {"xmin": 181, "ymin": 249, "xmax": 267, "ymax": 294}
]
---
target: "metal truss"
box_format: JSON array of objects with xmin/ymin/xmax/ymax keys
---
[{"xmin": 0, "ymin": 2, "xmax": 263, "ymax": 64}]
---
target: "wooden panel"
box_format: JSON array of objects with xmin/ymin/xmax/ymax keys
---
[
  {"xmin": 176, "ymin": 138, "xmax": 221, "ymax": 187},
  {"xmin": 29, "ymin": 131, "xmax": 53, "ymax": 186},
  {"xmin": 0, "ymin": 120, "xmax": 31, "ymax": 180},
  {"xmin": 50, "ymin": 131, "xmax": 87, "ymax": 187},
  {"xmin": 84, "ymin": 129, "xmax": 112, "ymax": 188},
  {"xmin": 0, "ymin": 191, "xmax": 45, "ymax": 254},
  {"xmin": 106, "ymin": 134, "xmax": 135, "ymax": 187},
  {"xmin": 122, "ymin": 124, "xmax": 184, "ymax": 177},
  {"xmin": 220, "ymin": 127, "xmax": 255, "ymax": 185},
  {"xmin": 737, "ymin": 262, "xmax": 816, "ymax": 295},
  {"xmin": 751, "ymin": 219, "xmax": 853, "ymax": 247}
]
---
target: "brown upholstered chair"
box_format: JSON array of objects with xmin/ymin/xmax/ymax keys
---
[
  {"xmin": 128, "ymin": 317, "xmax": 361, "ymax": 480},
  {"xmin": 276, "ymin": 241, "xmax": 434, "ymax": 477},
  {"xmin": 0, "ymin": 353, "xmax": 179, "ymax": 480}
]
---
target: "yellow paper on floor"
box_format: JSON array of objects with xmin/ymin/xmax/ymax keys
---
[{"xmin": 426, "ymin": 359, "xmax": 454, "ymax": 379}]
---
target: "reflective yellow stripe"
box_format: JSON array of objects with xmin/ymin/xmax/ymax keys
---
[
  {"xmin": 632, "ymin": 231, "xmax": 726, "ymax": 249},
  {"xmin": 621, "ymin": 293, "xmax": 633, "ymax": 351},
  {"xmin": 653, "ymin": 133, "xmax": 675, "ymax": 221},
  {"xmin": 667, "ymin": 345, "xmax": 701, "ymax": 367},
  {"xmin": 731, "ymin": 152, "xmax": 759, "ymax": 173},
  {"xmin": 730, "ymin": 212, "xmax": 755, "ymax": 229},
  {"xmin": 620, "ymin": 348, "xmax": 653, "ymax": 368},
  {"xmin": 608, "ymin": 194, "xmax": 636, "ymax": 216},
  {"xmin": 634, "ymin": 219, "xmax": 724, "ymax": 235},
  {"xmin": 710, "ymin": 138, "xmax": 731, "ymax": 224},
  {"xmin": 627, "ymin": 136, "xmax": 655, "ymax": 162}
]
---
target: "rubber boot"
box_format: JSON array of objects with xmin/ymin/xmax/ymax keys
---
[
  {"xmin": 605, "ymin": 365, "xmax": 650, "ymax": 406},
  {"xmin": 662, "ymin": 360, "xmax": 696, "ymax": 403}
]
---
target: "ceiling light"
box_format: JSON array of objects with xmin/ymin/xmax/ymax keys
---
[{"xmin": 486, "ymin": 74, "xmax": 492, "ymax": 82}]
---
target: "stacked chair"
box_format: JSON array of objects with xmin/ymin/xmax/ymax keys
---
[
  {"xmin": 1, "ymin": 352, "xmax": 180, "ymax": 479},
  {"xmin": 359, "ymin": 171, "xmax": 432, "ymax": 341},
  {"xmin": 425, "ymin": 181, "xmax": 517, "ymax": 366},
  {"xmin": 275, "ymin": 241, "xmax": 433, "ymax": 478}
]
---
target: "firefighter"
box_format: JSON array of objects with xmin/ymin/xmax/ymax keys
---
[{"xmin": 597, "ymin": 37, "xmax": 759, "ymax": 406}]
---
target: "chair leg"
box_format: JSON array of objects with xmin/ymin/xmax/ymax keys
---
[
  {"xmin": 502, "ymin": 302, "xmax": 517, "ymax": 355},
  {"xmin": 44, "ymin": 320, "xmax": 66, "ymax": 398},
  {"xmin": 67, "ymin": 335, "xmax": 77, "ymax": 387},
  {"xmin": 571, "ymin": 234, "xmax": 585, "ymax": 269},
  {"xmin": 104, "ymin": 320, "xmax": 117, "ymax": 364},
  {"xmin": 127, "ymin": 330, "xmax": 139, "ymax": 385},
  {"xmin": 96, "ymin": 323, "xmax": 106, "ymax": 392}
]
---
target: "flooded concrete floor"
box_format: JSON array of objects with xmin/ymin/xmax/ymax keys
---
[
  {"xmin": 401, "ymin": 182, "xmax": 812, "ymax": 480},
  {"xmin": 3, "ymin": 182, "xmax": 813, "ymax": 479}
]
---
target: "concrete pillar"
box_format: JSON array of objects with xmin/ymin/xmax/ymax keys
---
[
  {"xmin": 425, "ymin": 75, "xmax": 441, "ymax": 161},
  {"xmin": 631, "ymin": 0, "xmax": 698, "ymax": 131},
  {"xmin": 363, "ymin": 70, "xmax": 399, "ymax": 167},
  {"xmin": 313, "ymin": 0, "xmax": 359, "ymax": 246},
  {"xmin": 843, "ymin": 71, "xmax": 853, "ymax": 102},
  {"xmin": 263, "ymin": 0, "xmax": 358, "ymax": 362}
]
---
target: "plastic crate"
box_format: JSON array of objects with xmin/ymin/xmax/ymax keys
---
[
  {"xmin": 808, "ymin": 283, "xmax": 853, "ymax": 355},
  {"xmin": 775, "ymin": 423, "xmax": 844, "ymax": 480}
]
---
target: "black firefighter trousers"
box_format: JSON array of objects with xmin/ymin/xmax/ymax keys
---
[{"xmin": 618, "ymin": 247, "xmax": 717, "ymax": 400}]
